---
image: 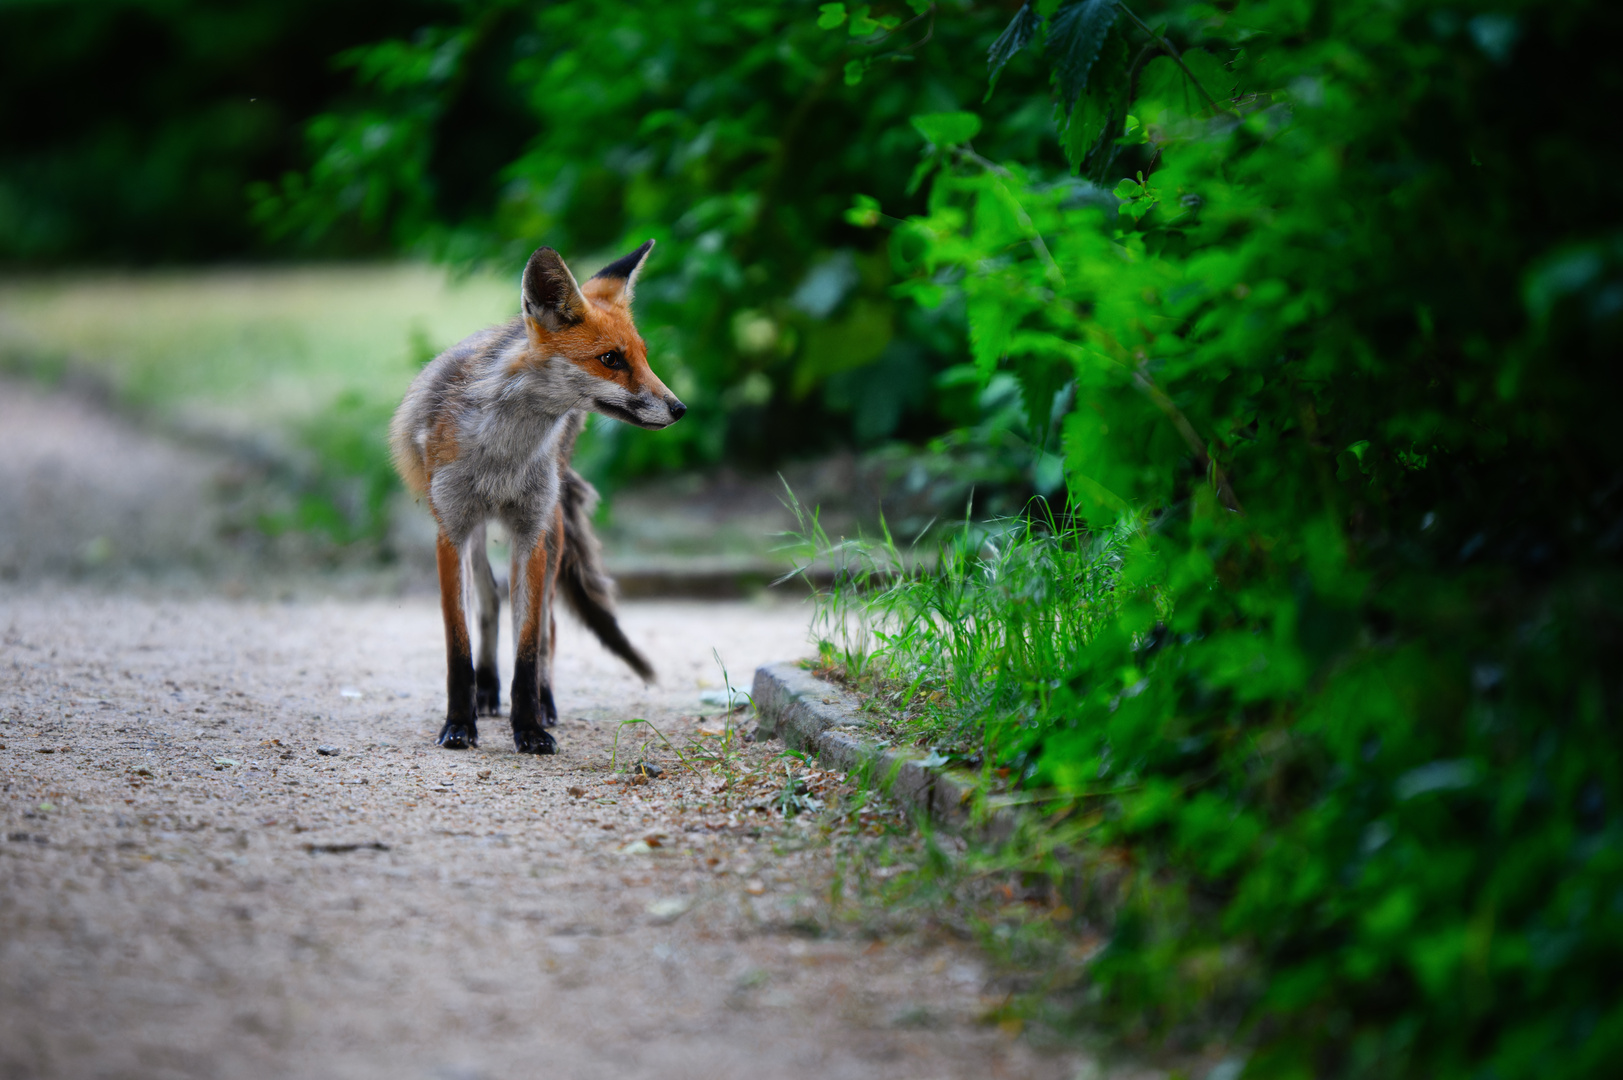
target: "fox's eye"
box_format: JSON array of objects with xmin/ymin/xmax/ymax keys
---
[{"xmin": 598, "ymin": 350, "xmax": 627, "ymax": 371}]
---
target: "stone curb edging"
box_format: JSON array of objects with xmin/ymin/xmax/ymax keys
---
[
  {"xmin": 750, "ymin": 660, "xmax": 1146, "ymax": 1065},
  {"xmin": 750, "ymin": 661, "xmax": 1021, "ymax": 839}
]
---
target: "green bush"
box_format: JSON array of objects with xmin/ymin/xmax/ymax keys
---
[{"xmin": 803, "ymin": 0, "xmax": 1623, "ymax": 1076}]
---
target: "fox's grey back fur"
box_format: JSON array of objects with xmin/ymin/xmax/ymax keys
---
[{"xmin": 390, "ymin": 321, "xmax": 655, "ymax": 683}]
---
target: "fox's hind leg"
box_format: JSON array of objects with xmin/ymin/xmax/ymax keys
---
[
  {"xmin": 507, "ymin": 504, "xmax": 563, "ymax": 754},
  {"xmin": 470, "ymin": 522, "xmax": 502, "ymax": 716},
  {"xmin": 433, "ymin": 529, "xmax": 479, "ymax": 749}
]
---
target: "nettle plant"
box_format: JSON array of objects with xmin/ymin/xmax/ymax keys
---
[{"xmin": 831, "ymin": 1, "xmax": 1623, "ymax": 1076}]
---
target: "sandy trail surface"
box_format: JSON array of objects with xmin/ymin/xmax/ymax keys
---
[{"xmin": 0, "ymin": 588, "xmax": 1081, "ymax": 1080}]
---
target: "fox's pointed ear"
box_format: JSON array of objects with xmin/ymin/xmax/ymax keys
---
[
  {"xmin": 583, "ymin": 239, "xmax": 655, "ymax": 306},
  {"xmin": 521, "ymin": 247, "xmax": 587, "ymax": 331}
]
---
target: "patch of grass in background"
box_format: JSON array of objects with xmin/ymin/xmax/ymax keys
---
[
  {"xmin": 0, "ymin": 265, "xmax": 515, "ymax": 547},
  {"xmin": 0, "ymin": 265, "xmax": 512, "ymax": 432}
]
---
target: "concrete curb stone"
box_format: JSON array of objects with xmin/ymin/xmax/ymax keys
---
[
  {"xmin": 751, "ymin": 660, "xmax": 1142, "ymax": 1048},
  {"xmin": 751, "ymin": 660, "xmax": 1021, "ymax": 840}
]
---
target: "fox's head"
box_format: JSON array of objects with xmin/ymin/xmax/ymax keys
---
[{"xmin": 515, "ymin": 241, "xmax": 685, "ymax": 429}]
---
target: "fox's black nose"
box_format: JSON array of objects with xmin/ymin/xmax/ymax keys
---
[{"xmin": 668, "ymin": 398, "xmax": 687, "ymax": 421}]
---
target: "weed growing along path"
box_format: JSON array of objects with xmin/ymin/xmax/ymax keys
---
[{"xmin": 0, "ymin": 589, "xmax": 1089, "ymax": 1080}]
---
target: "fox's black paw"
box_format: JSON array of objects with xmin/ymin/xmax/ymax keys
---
[
  {"xmin": 513, "ymin": 725, "xmax": 556, "ymax": 755},
  {"xmin": 437, "ymin": 719, "xmax": 478, "ymax": 750},
  {"xmin": 540, "ymin": 685, "xmax": 558, "ymax": 729},
  {"xmin": 475, "ymin": 667, "xmax": 502, "ymax": 716}
]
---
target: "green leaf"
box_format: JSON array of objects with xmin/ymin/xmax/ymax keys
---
[
  {"xmin": 843, "ymin": 58, "xmax": 868, "ymax": 86},
  {"xmin": 1046, "ymin": 0, "xmax": 1120, "ymax": 116},
  {"xmin": 1132, "ymin": 55, "xmax": 1191, "ymax": 122},
  {"xmin": 968, "ymin": 292, "xmax": 1021, "ymax": 375},
  {"xmin": 848, "ymin": 4, "xmax": 878, "ymax": 35},
  {"xmin": 910, "ymin": 111, "xmax": 982, "ymax": 148},
  {"xmin": 1057, "ymin": 24, "xmax": 1130, "ymax": 178},
  {"xmin": 845, "ymin": 193, "xmax": 882, "ymax": 228},
  {"xmin": 905, "ymin": 155, "xmax": 939, "ymax": 196},
  {"xmin": 1178, "ymin": 47, "xmax": 1232, "ymax": 109},
  {"xmin": 816, "ymin": 3, "xmax": 847, "ymax": 30},
  {"xmin": 986, "ymin": 2, "xmax": 1043, "ymax": 98}
]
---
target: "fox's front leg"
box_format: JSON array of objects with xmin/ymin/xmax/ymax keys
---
[
  {"xmin": 434, "ymin": 530, "xmax": 479, "ymax": 749},
  {"xmin": 508, "ymin": 505, "xmax": 563, "ymax": 755},
  {"xmin": 470, "ymin": 522, "xmax": 503, "ymax": 716}
]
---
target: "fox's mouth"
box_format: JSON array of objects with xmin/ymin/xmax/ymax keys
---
[{"xmin": 593, "ymin": 398, "xmax": 674, "ymax": 430}]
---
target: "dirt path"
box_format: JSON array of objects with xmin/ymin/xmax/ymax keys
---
[
  {"xmin": 0, "ymin": 378, "xmax": 223, "ymax": 582},
  {"xmin": 0, "ymin": 587, "xmax": 1085, "ymax": 1080}
]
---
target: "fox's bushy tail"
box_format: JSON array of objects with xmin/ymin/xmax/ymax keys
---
[{"xmin": 558, "ymin": 467, "xmax": 655, "ymax": 683}]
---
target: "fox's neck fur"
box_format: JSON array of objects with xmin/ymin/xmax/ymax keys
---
[
  {"xmin": 430, "ymin": 323, "xmax": 595, "ymax": 546},
  {"xmin": 464, "ymin": 322, "xmax": 584, "ymax": 464}
]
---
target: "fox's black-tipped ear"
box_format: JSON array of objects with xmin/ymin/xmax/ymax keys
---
[
  {"xmin": 522, "ymin": 247, "xmax": 587, "ymax": 330},
  {"xmin": 585, "ymin": 239, "xmax": 655, "ymax": 305}
]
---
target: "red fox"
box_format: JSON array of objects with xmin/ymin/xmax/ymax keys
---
[{"xmin": 390, "ymin": 241, "xmax": 684, "ymax": 754}]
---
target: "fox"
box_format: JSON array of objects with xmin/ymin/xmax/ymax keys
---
[{"xmin": 390, "ymin": 240, "xmax": 684, "ymax": 754}]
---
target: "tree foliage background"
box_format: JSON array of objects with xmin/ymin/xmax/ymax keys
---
[
  {"xmin": 253, "ymin": 0, "xmax": 1075, "ymax": 490},
  {"xmin": 0, "ymin": 0, "xmax": 448, "ymax": 262}
]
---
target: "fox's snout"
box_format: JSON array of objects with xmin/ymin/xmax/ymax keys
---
[{"xmin": 596, "ymin": 388, "xmax": 686, "ymax": 430}]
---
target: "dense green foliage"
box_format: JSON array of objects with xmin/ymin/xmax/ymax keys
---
[
  {"xmin": 257, "ymin": 0, "xmax": 1075, "ymax": 486},
  {"xmin": 803, "ymin": 1, "xmax": 1622, "ymax": 1076},
  {"xmin": 0, "ymin": 0, "xmax": 450, "ymax": 263}
]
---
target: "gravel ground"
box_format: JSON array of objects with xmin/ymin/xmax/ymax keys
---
[{"xmin": 0, "ymin": 588, "xmax": 1093, "ymax": 1080}]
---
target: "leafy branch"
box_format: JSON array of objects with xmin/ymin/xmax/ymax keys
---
[
  {"xmin": 953, "ymin": 146, "xmax": 1066, "ymax": 287},
  {"xmin": 1132, "ymin": 368, "xmax": 1244, "ymax": 514},
  {"xmin": 817, "ymin": 2, "xmax": 937, "ymax": 85},
  {"xmin": 985, "ymin": 0, "xmax": 1231, "ymax": 176},
  {"xmin": 1111, "ymin": 3, "xmax": 1226, "ymax": 116}
]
